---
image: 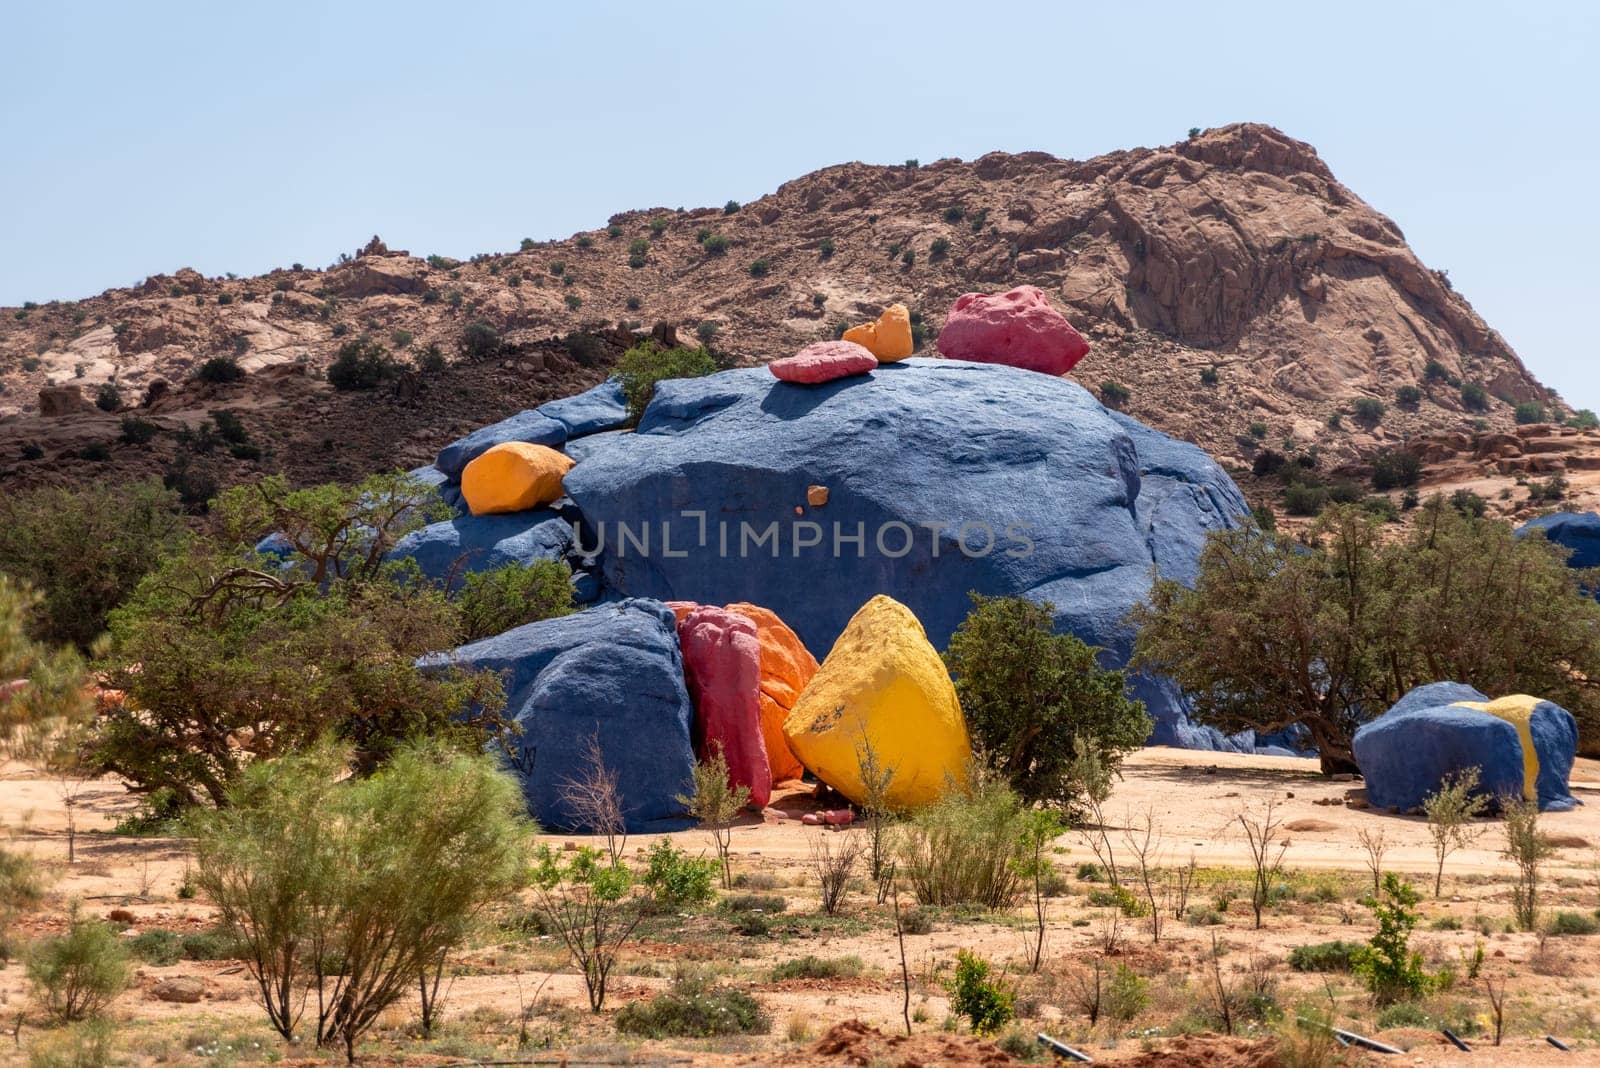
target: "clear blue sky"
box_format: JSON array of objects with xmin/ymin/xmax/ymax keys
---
[{"xmin": 3, "ymin": 1, "xmax": 1595, "ymax": 403}]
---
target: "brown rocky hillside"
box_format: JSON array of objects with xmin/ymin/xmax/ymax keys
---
[{"xmin": 2, "ymin": 122, "xmax": 1585, "ymax": 518}]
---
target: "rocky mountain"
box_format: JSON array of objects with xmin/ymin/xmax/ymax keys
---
[{"xmin": 1, "ymin": 122, "xmax": 1582, "ymax": 517}]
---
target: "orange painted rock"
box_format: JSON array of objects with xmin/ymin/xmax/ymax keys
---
[
  {"xmin": 842, "ymin": 303, "xmax": 914, "ymax": 362},
  {"xmin": 461, "ymin": 442, "xmax": 575, "ymax": 516},
  {"xmin": 677, "ymin": 605, "xmax": 771, "ymax": 807},
  {"xmin": 726, "ymin": 601, "xmax": 815, "ymax": 782}
]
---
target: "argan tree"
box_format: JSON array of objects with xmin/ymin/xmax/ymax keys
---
[{"xmin": 944, "ymin": 593, "xmax": 1150, "ymax": 809}]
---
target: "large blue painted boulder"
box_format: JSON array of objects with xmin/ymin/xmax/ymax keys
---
[
  {"xmin": 434, "ymin": 410, "xmax": 567, "ymax": 481},
  {"xmin": 1519, "ymin": 511, "xmax": 1600, "ymax": 585},
  {"xmin": 536, "ymin": 380, "xmax": 629, "ymax": 437},
  {"xmin": 419, "ymin": 598, "xmax": 695, "ymax": 832},
  {"xmin": 387, "ymin": 510, "xmax": 574, "ymax": 582},
  {"xmin": 1353, "ymin": 682, "xmax": 1580, "ymax": 812},
  {"xmin": 560, "ymin": 358, "xmax": 1253, "ymax": 747}
]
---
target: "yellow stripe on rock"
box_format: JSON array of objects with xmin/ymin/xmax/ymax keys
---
[
  {"xmin": 783, "ymin": 594, "xmax": 970, "ymax": 809},
  {"xmin": 1451, "ymin": 696, "xmax": 1542, "ymax": 801}
]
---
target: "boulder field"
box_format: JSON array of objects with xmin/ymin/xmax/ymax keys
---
[{"xmin": 1353, "ymin": 682, "xmax": 1579, "ymax": 813}]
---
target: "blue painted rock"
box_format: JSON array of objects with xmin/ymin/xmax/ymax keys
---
[
  {"xmin": 1519, "ymin": 511, "xmax": 1600, "ymax": 577},
  {"xmin": 387, "ymin": 510, "xmax": 574, "ymax": 582},
  {"xmin": 407, "ymin": 464, "xmax": 467, "ymax": 514},
  {"xmin": 434, "ymin": 410, "xmax": 567, "ymax": 481},
  {"xmin": 418, "ymin": 598, "xmax": 695, "ymax": 832},
  {"xmin": 561, "ymin": 358, "xmax": 1252, "ymax": 747},
  {"xmin": 1353, "ymin": 682, "xmax": 1580, "ymax": 812},
  {"xmin": 537, "ymin": 380, "xmax": 630, "ymax": 437}
]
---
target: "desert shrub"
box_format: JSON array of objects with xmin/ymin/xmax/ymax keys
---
[
  {"xmin": 931, "ymin": 237, "xmax": 951, "ymax": 260},
  {"xmin": 326, "ymin": 339, "xmax": 399, "ymax": 391},
  {"xmin": 647, "ymin": 217, "xmax": 669, "ymax": 235},
  {"xmin": 457, "ymin": 560, "xmax": 574, "ymax": 641},
  {"xmin": 94, "ymin": 383, "xmax": 120, "ymax": 412},
  {"xmin": 625, "ymin": 295, "xmax": 642, "ymax": 311},
  {"xmin": 1, "ymin": 847, "xmax": 49, "ymax": 961},
  {"xmin": 1352, "ymin": 874, "xmax": 1432, "ymax": 1004},
  {"xmin": 24, "ymin": 1019, "xmax": 114, "ymax": 1068},
  {"xmin": 1449, "ymin": 489, "xmax": 1488, "ymax": 518},
  {"xmin": 564, "ymin": 294, "xmax": 582, "ymax": 311},
  {"xmin": 180, "ymin": 930, "xmax": 244, "ymax": 961},
  {"xmin": 947, "ymin": 950, "xmax": 1014, "ymax": 1036},
  {"xmin": 696, "ymin": 320, "xmax": 720, "ymax": 346},
  {"xmin": 1503, "ymin": 798, "xmax": 1552, "ymax": 930},
  {"xmin": 418, "ymin": 342, "xmax": 447, "ymax": 373},
  {"xmin": 901, "ymin": 248, "xmax": 915, "ymax": 267},
  {"xmin": 769, "ymin": 955, "xmax": 862, "ymax": 981},
  {"xmin": 702, "ymin": 234, "xmax": 730, "ymax": 256},
  {"xmin": 191, "ymin": 742, "xmax": 530, "ymax": 1058},
  {"xmin": 27, "ymin": 913, "xmax": 131, "ymax": 1022},
  {"xmin": 128, "ymin": 928, "xmax": 184, "ymax": 966},
  {"xmin": 1352, "ymin": 397, "xmax": 1385, "ymax": 426},
  {"xmin": 1515, "ymin": 401, "xmax": 1547, "ymax": 425},
  {"xmin": 640, "ymin": 838, "xmax": 717, "ymax": 910},
  {"xmin": 818, "ymin": 237, "xmax": 835, "ymax": 258},
  {"xmin": 748, "ymin": 258, "xmax": 769, "ymax": 278},
  {"xmin": 1253, "ymin": 450, "xmax": 1289, "ymax": 478},
  {"xmin": 894, "ymin": 776, "xmax": 1027, "ymax": 908},
  {"xmin": 944, "ymin": 594, "xmax": 1148, "ymax": 810},
  {"xmin": 196, "ymin": 357, "xmax": 243, "ymax": 384},
  {"xmin": 680, "ymin": 749, "xmax": 750, "ymax": 889},
  {"xmin": 1375, "ymin": 1002, "xmax": 1429, "ymax": 1030},
  {"xmin": 615, "ymin": 970, "xmax": 770, "ymax": 1037},
  {"xmin": 0, "ymin": 479, "xmax": 183, "ymax": 648},
  {"xmin": 613, "ymin": 341, "xmax": 717, "ymax": 425},
  {"xmin": 722, "ymin": 893, "xmax": 786, "ymax": 914},
  {"xmin": 1099, "ymin": 381, "xmax": 1131, "ymax": 408},
  {"xmin": 92, "ymin": 474, "xmax": 500, "ymax": 806},
  {"xmin": 1201, "ymin": 366, "xmax": 1220, "ymax": 386},
  {"xmin": 1248, "ymin": 421, "xmax": 1269, "ymax": 439},
  {"xmin": 118, "ymin": 416, "xmax": 157, "ymax": 445},
  {"xmin": 1396, "ymin": 385, "xmax": 1423, "ymax": 410},
  {"xmin": 78, "ymin": 442, "xmax": 110, "ymax": 462},
  {"xmin": 1105, "ymin": 962, "xmax": 1149, "ymax": 1022},
  {"xmin": 457, "ymin": 320, "xmax": 501, "ymax": 361},
  {"xmin": 1423, "ymin": 359, "xmax": 1451, "ymax": 383},
  {"xmin": 1288, "ymin": 940, "xmax": 1359, "ymax": 972},
  {"xmin": 944, "ymin": 205, "xmax": 966, "ymax": 223},
  {"xmin": 1371, "ymin": 449, "xmax": 1422, "ymax": 490},
  {"xmin": 899, "ymin": 907, "xmax": 935, "ymax": 935},
  {"xmin": 1460, "ymin": 382, "xmax": 1490, "ymax": 411},
  {"xmin": 1076, "ymin": 862, "xmax": 1105, "ymax": 882},
  {"xmin": 1546, "ymin": 910, "xmax": 1599, "ymax": 936},
  {"xmin": 1569, "ymin": 408, "xmax": 1598, "ymax": 429}
]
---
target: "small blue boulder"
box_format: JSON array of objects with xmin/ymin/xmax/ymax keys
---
[
  {"xmin": 434, "ymin": 410, "xmax": 568, "ymax": 480},
  {"xmin": 419, "ymin": 599, "xmax": 695, "ymax": 832},
  {"xmin": 1353, "ymin": 682, "xmax": 1580, "ymax": 812},
  {"xmin": 387, "ymin": 510, "xmax": 574, "ymax": 583}
]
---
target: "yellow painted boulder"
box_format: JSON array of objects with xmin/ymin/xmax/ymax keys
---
[
  {"xmin": 842, "ymin": 303, "xmax": 914, "ymax": 362},
  {"xmin": 783, "ymin": 594, "xmax": 969, "ymax": 808},
  {"xmin": 727, "ymin": 601, "xmax": 814, "ymax": 783},
  {"xmin": 461, "ymin": 442, "xmax": 575, "ymax": 516}
]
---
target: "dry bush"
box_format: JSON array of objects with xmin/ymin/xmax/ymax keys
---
[
  {"xmin": 1356, "ymin": 827, "xmax": 1389, "ymax": 897},
  {"xmin": 1238, "ymin": 798, "xmax": 1289, "ymax": 929},
  {"xmin": 559, "ymin": 732, "xmax": 626, "ymax": 863},
  {"xmin": 809, "ymin": 831, "xmax": 863, "ymax": 916}
]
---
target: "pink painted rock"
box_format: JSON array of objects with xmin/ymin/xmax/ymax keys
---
[
  {"xmin": 936, "ymin": 285, "xmax": 1090, "ymax": 375},
  {"xmin": 769, "ymin": 341, "xmax": 878, "ymax": 384},
  {"xmin": 677, "ymin": 605, "xmax": 772, "ymax": 808}
]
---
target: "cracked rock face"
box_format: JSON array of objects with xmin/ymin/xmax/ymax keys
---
[{"xmin": 561, "ymin": 358, "xmax": 1252, "ymax": 747}]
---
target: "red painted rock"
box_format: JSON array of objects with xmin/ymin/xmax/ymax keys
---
[
  {"xmin": 936, "ymin": 285, "xmax": 1089, "ymax": 375},
  {"xmin": 769, "ymin": 341, "xmax": 878, "ymax": 384},
  {"xmin": 677, "ymin": 605, "xmax": 772, "ymax": 807},
  {"xmin": 725, "ymin": 602, "xmax": 815, "ymax": 783}
]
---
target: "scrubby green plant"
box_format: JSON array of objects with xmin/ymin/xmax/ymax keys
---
[
  {"xmin": 1351, "ymin": 874, "xmax": 1432, "ymax": 1004},
  {"xmin": 1460, "ymin": 382, "xmax": 1490, "ymax": 411},
  {"xmin": 457, "ymin": 320, "xmax": 501, "ymax": 361},
  {"xmin": 26, "ymin": 912, "xmax": 131, "ymax": 1022},
  {"xmin": 678, "ymin": 748, "xmax": 749, "ymax": 889},
  {"xmin": 24, "ymin": 1019, "xmax": 114, "ymax": 1068},
  {"xmin": 770, "ymin": 955, "xmax": 862, "ymax": 981},
  {"xmin": 1, "ymin": 847, "xmax": 49, "ymax": 962},
  {"xmin": 1288, "ymin": 940, "xmax": 1359, "ymax": 972},
  {"xmin": 748, "ymin": 258, "xmax": 769, "ymax": 278},
  {"xmin": 1100, "ymin": 381, "xmax": 1131, "ymax": 408},
  {"xmin": 894, "ymin": 775, "xmax": 1027, "ymax": 908},
  {"xmin": 326, "ymin": 339, "xmax": 399, "ymax": 391},
  {"xmin": 1422, "ymin": 767, "xmax": 1487, "ymax": 896},
  {"xmin": 702, "ymin": 234, "xmax": 730, "ymax": 256},
  {"xmin": 615, "ymin": 969, "xmax": 770, "ymax": 1037},
  {"xmin": 1546, "ymin": 910, "xmax": 1599, "ymax": 936},
  {"xmin": 1352, "ymin": 397, "xmax": 1385, "ymax": 426},
  {"xmin": 818, "ymin": 237, "xmax": 835, "ymax": 258},
  {"xmin": 1371, "ymin": 449, "xmax": 1422, "ymax": 490},
  {"xmin": 943, "ymin": 594, "xmax": 1149, "ymax": 810},
  {"xmin": 640, "ymin": 838, "xmax": 717, "ymax": 910},
  {"xmin": 128, "ymin": 928, "xmax": 185, "ymax": 966},
  {"xmin": 1396, "ymin": 385, "xmax": 1423, "ymax": 410},
  {"xmin": 1515, "ymin": 401, "xmax": 1547, "ymax": 425},
  {"xmin": 1201, "ymin": 366, "xmax": 1220, "ymax": 386},
  {"xmin": 1569, "ymin": 408, "xmax": 1598, "ymax": 429},
  {"xmin": 1503, "ymin": 798, "xmax": 1551, "ymax": 931},
  {"xmin": 193, "ymin": 742, "xmax": 530, "ymax": 1059},
  {"xmin": 613, "ymin": 341, "xmax": 717, "ymax": 425},
  {"xmin": 118, "ymin": 416, "xmax": 157, "ymax": 445},
  {"xmin": 94, "ymin": 383, "xmax": 120, "ymax": 412},
  {"xmin": 930, "ymin": 237, "xmax": 951, "ymax": 260},
  {"xmin": 947, "ymin": 950, "xmax": 1014, "ymax": 1036},
  {"xmin": 196, "ymin": 357, "xmax": 243, "ymax": 383},
  {"xmin": 1105, "ymin": 962, "xmax": 1149, "ymax": 1022},
  {"xmin": 457, "ymin": 560, "xmax": 574, "ymax": 640}
]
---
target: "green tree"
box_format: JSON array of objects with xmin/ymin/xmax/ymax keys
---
[
  {"xmin": 532, "ymin": 845, "xmax": 643, "ymax": 1012},
  {"xmin": 191, "ymin": 741, "xmax": 529, "ymax": 1062},
  {"xmin": 457, "ymin": 559, "xmax": 574, "ymax": 640},
  {"xmin": 91, "ymin": 475, "xmax": 504, "ymax": 806},
  {"xmin": 325, "ymin": 338, "xmax": 400, "ymax": 390},
  {"xmin": 0, "ymin": 576, "xmax": 91, "ymax": 762},
  {"xmin": 1351, "ymin": 874, "xmax": 1432, "ymax": 1005},
  {"xmin": 0, "ymin": 479, "xmax": 184, "ymax": 647},
  {"xmin": 1136, "ymin": 500, "xmax": 1600, "ymax": 769},
  {"xmin": 944, "ymin": 594, "xmax": 1149, "ymax": 808},
  {"xmin": 613, "ymin": 341, "xmax": 716, "ymax": 425},
  {"xmin": 26, "ymin": 911, "xmax": 131, "ymax": 1023}
]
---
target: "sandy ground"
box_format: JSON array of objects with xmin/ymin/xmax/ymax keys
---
[{"xmin": 5, "ymin": 749, "xmax": 1600, "ymax": 1065}]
